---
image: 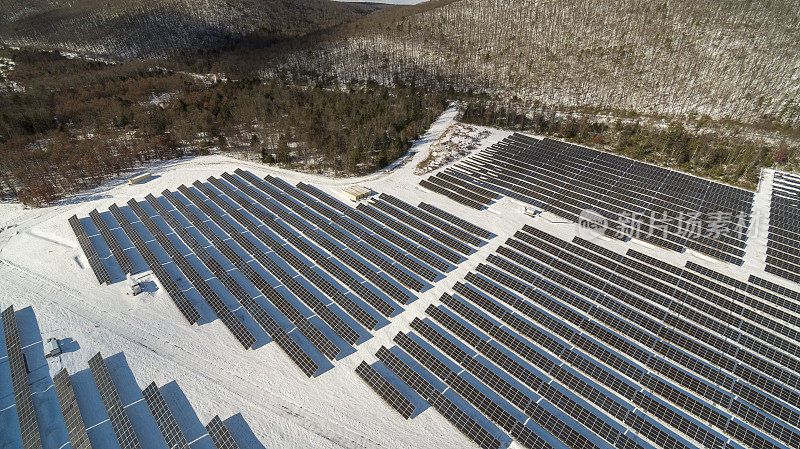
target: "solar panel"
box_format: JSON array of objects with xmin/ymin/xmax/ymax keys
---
[
  {"xmin": 418, "ymin": 224, "xmax": 777, "ymax": 448},
  {"xmin": 764, "ymin": 173, "xmax": 800, "ymax": 283},
  {"xmin": 420, "ymin": 178, "xmax": 486, "ymax": 210},
  {"xmin": 89, "ymin": 208, "xmax": 133, "ymax": 274},
  {"xmin": 274, "ymin": 175, "xmax": 428, "ymax": 290},
  {"xmin": 2, "ymin": 305, "xmax": 43, "ymax": 449},
  {"xmin": 371, "ymin": 198, "xmax": 473, "ymax": 255},
  {"xmin": 156, "ymin": 193, "xmax": 319, "ymax": 376},
  {"xmin": 248, "ymin": 172, "xmax": 440, "ymax": 280},
  {"xmin": 231, "ymin": 172, "xmax": 424, "ymax": 295},
  {"xmin": 410, "ymin": 318, "xmax": 533, "ymax": 413},
  {"xmin": 375, "ymin": 346, "xmax": 502, "ymax": 449},
  {"xmin": 175, "ymin": 185, "xmax": 340, "ymax": 360},
  {"xmin": 438, "ymin": 170, "xmax": 500, "ymax": 200},
  {"xmin": 417, "ymin": 202, "xmax": 492, "ymax": 239},
  {"xmin": 433, "ymin": 135, "xmax": 753, "ymax": 262},
  {"xmin": 247, "ymin": 178, "xmax": 416, "ymax": 304},
  {"xmin": 168, "ymin": 200, "xmax": 317, "ymax": 376},
  {"xmin": 729, "ymin": 400, "xmax": 800, "ymax": 448},
  {"xmin": 87, "ymin": 352, "xmax": 142, "ymax": 449},
  {"xmin": 624, "ymin": 411, "xmax": 692, "ymax": 449},
  {"xmin": 749, "ymin": 274, "xmax": 800, "ymax": 304},
  {"xmin": 379, "ymin": 194, "xmax": 483, "ymax": 247},
  {"xmin": 355, "ymin": 361, "xmax": 416, "ymax": 419},
  {"xmin": 108, "ymin": 203, "xmax": 200, "ymax": 325},
  {"xmin": 215, "ymin": 182, "xmax": 396, "ymax": 316},
  {"xmin": 348, "ymin": 204, "xmax": 449, "ymax": 276},
  {"xmin": 212, "ymin": 175, "xmax": 382, "ymax": 330},
  {"xmin": 127, "ymin": 198, "xmax": 256, "ymax": 349},
  {"xmin": 142, "ymin": 382, "xmax": 190, "ymax": 449},
  {"xmin": 199, "ymin": 178, "xmax": 362, "ymax": 346},
  {"xmin": 725, "ymin": 419, "xmax": 784, "ymax": 449},
  {"xmin": 68, "ymin": 214, "xmax": 111, "ymax": 284},
  {"xmin": 206, "ymin": 416, "xmax": 240, "ymax": 449},
  {"xmin": 394, "ymin": 331, "xmax": 518, "ymax": 433},
  {"xmin": 52, "ymin": 369, "xmax": 93, "ymax": 449},
  {"xmin": 433, "ymin": 293, "xmax": 636, "ymax": 446}
]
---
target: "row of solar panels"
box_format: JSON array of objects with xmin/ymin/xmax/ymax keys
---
[
  {"xmin": 1, "ymin": 305, "xmax": 240, "ymax": 449},
  {"xmin": 356, "ymin": 224, "xmax": 800, "ymax": 449},
  {"xmin": 71, "ymin": 171, "xmax": 492, "ymax": 376},
  {"xmin": 471, "ymin": 136, "xmax": 751, "ymax": 261},
  {"xmin": 69, "ymin": 215, "xmax": 111, "ymax": 285},
  {"xmin": 424, "ymin": 133, "xmax": 755, "ymax": 265},
  {"xmin": 765, "ymin": 171, "xmax": 800, "ymax": 285},
  {"xmin": 420, "ymin": 170, "xmax": 500, "ymax": 210}
]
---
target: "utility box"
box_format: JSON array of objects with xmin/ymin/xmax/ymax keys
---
[
  {"xmin": 128, "ymin": 274, "xmax": 143, "ymax": 295},
  {"xmin": 342, "ymin": 185, "xmax": 372, "ymax": 202},
  {"xmin": 44, "ymin": 338, "xmax": 61, "ymax": 358},
  {"xmin": 128, "ymin": 172, "xmax": 153, "ymax": 185}
]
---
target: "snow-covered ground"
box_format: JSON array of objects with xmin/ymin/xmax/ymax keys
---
[
  {"xmin": 0, "ymin": 106, "xmax": 796, "ymax": 449},
  {"xmin": 414, "ymin": 122, "xmax": 490, "ymax": 175},
  {"xmin": 0, "ymin": 57, "xmax": 23, "ymax": 92}
]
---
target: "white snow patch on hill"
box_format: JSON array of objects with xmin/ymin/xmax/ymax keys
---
[{"xmin": 414, "ymin": 123, "xmax": 490, "ymax": 175}]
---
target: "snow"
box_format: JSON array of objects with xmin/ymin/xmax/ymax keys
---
[
  {"xmin": 0, "ymin": 57, "xmax": 23, "ymax": 92},
  {"xmin": 0, "ymin": 106, "xmax": 797, "ymax": 449},
  {"xmin": 414, "ymin": 122, "xmax": 491, "ymax": 175}
]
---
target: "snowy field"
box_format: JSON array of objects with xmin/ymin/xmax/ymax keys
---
[{"xmin": 0, "ymin": 105, "xmax": 795, "ymax": 449}]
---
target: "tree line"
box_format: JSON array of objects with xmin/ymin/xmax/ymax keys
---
[{"xmin": 0, "ymin": 49, "xmax": 446, "ymax": 206}]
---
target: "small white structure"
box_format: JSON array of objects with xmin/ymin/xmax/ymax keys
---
[
  {"xmin": 128, "ymin": 274, "xmax": 143, "ymax": 295},
  {"xmin": 44, "ymin": 338, "xmax": 61, "ymax": 358},
  {"xmin": 131, "ymin": 283, "xmax": 142, "ymax": 295},
  {"xmin": 342, "ymin": 185, "xmax": 372, "ymax": 202},
  {"xmin": 128, "ymin": 172, "xmax": 153, "ymax": 185}
]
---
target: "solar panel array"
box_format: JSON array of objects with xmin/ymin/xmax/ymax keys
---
[
  {"xmin": 359, "ymin": 223, "xmax": 800, "ymax": 449},
  {"xmin": 420, "ymin": 169, "xmax": 500, "ymax": 210},
  {"xmin": 765, "ymin": 170, "xmax": 800, "ymax": 284},
  {"xmin": 88, "ymin": 352, "xmax": 143, "ymax": 449},
  {"xmin": 422, "ymin": 134, "xmax": 755, "ymax": 264},
  {"xmin": 73, "ymin": 170, "xmax": 492, "ymax": 377},
  {"xmin": 374, "ymin": 346, "xmax": 503, "ymax": 449},
  {"xmin": 206, "ymin": 415, "xmax": 240, "ymax": 449},
  {"xmin": 418, "ymin": 202, "xmax": 493, "ymax": 240},
  {"xmin": 127, "ymin": 197, "xmax": 256, "ymax": 349},
  {"xmin": 2, "ymin": 305, "xmax": 43, "ymax": 449},
  {"xmin": 89, "ymin": 209, "xmax": 133, "ymax": 275},
  {"xmin": 142, "ymin": 381, "xmax": 191, "ymax": 449},
  {"xmin": 109, "ymin": 203, "xmax": 201, "ymax": 325},
  {"xmin": 2, "ymin": 304, "xmax": 249, "ymax": 449},
  {"xmin": 69, "ymin": 214, "xmax": 111, "ymax": 284},
  {"xmin": 161, "ymin": 188, "xmax": 320, "ymax": 376},
  {"xmin": 355, "ymin": 360, "xmax": 416, "ymax": 419},
  {"xmin": 53, "ymin": 369, "xmax": 93, "ymax": 449}
]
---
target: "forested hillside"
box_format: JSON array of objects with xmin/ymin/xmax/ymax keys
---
[
  {"xmin": 2, "ymin": 0, "xmax": 799, "ymax": 206},
  {"xmin": 0, "ymin": 50, "xmax": 445, "ymax": 205},
  {"xmin": 0, "ymin": 0, "xmax": 382, "ymax": 58},
  {"xmin": 275, "ymin": 0, "xmax": 800, "ymax": 127}
]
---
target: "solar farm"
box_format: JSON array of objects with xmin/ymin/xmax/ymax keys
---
[
  {"xmin": 2, "ymin": 305, "xmax": 243, "ymax": 449},
  {"xmin": 1, "ymin": 113, "xmax": 800, "ymax": 449}
]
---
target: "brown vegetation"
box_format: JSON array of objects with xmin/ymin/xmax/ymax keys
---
[{"xmin": 0, "ymin": 49, "xmax": 446, "ymax": 205}]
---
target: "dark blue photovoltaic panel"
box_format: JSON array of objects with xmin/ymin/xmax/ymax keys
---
[
  {"xmin": 206, "ymin": 416, "xmax": 239, "ymax": 449},
  {"xmin": 2, "ymin": 305, "xmax": 43, "ymax": 449},
  {"xmin": 88, "ymin": 353, "xmax": 142, "ymax": 449}
]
